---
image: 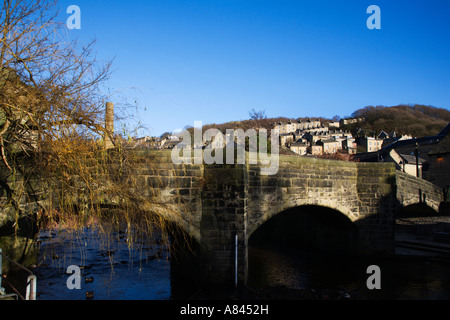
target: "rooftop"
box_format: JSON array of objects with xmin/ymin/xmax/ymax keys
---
[
  {"xmin": 399, "ymin": 153, "xmax": 426, "ymax": 165},
  {"xmin": 320, "ymin": 139, "xmax": 339, "ymax": 144},
  {"xmin": 291, "ymin": 142, "xmax": 308, "ymax": 147},
  {"xmin": 428, "ymin": 134, "xmax": 450, "ymax": 155}
]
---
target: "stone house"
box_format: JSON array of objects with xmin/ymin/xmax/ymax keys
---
[
  {"xmin": 293, "ymin": 130, "xmax": 304, "ymax": 141},
  {"xmin": 318, "ymin": 139, "xmax": 340, "ymax": 154},
  {"xmin": 279, "ymin": 133, "xmax": 295, "ymax": 147},
  {"xmin": 342, "ymin": 138, "xmax": 357, "ymax": 154},
  {"xmin": 290, "ymin": 142, "xmax": 309, "ymax": 155},
  {"xmin": 387, "ymin": 149, "xmax": 425, "ymax": 178},
  {"xmin": 368, "ymin": 137, "xmax": 384, "ymax": 152},
  {"xmin": 309, "ymin": 143, "xmax": 323, "ymax": 155},
  {"xmin": 274, "ymin": 121, "xmax": 296, "ymax": 134},
  {"xmin": 303, "ymin": 132, "xmax": 328, "ymax": 144},
  {"xmin": 427, "ymin": 134, "xmax": 450, "ymax": 190},
  {"xmin": 303, "ymin": 118, "xmax": 321, "ymax": 130},
  {"xmin": 339, "ymin": 117, "xmax": 364, "ymax": 126},
  {"xmin": 358, "ymin": 137, "xmax": 384, "ymax": 153},
  {"xmin": 333, "ymin": 136, "xmax": 346, "ymax": 149},
  {"xmin": 328, "ymin": 121, "xmax": 340, "ymax": 128}
]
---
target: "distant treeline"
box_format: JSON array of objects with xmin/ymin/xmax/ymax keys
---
[{"xmin": 348, "ymin": 104, "xmax": 450, "ymax": 137}]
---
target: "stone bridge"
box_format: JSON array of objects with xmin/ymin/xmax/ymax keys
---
[{"xmin": 138, "ymin": 150, "xmax": 444, "ymax": 286}]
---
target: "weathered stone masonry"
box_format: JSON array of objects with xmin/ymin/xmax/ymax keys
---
[
  {"xmin": 395, "ymin": 170, "xmax": 442, "ymax": 212},
  {"xmin": 133, "ymin": 150, "xmax": 443, "ymax": 286}
]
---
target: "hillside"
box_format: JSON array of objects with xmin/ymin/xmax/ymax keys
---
[
  {"xmin": 179, "ymin": 104, "xmax": 450, "ymax": 139},
  {"xmin": 348, "ymin": 105, "xmax": 450, "ymax": 137}
]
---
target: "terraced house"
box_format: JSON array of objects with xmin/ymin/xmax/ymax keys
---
[{"xmin": 273, "ymin": 118, "xmax": 321, "ymax": 134}]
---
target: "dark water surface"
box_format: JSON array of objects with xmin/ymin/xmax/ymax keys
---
[
  {"xmin": 27, "ymin": 228, "xmax": 450, "ymax": 300},
  {"xmin": 247, "ymin": 244, "xmax": 450, "ymax": 300},
  {"xmin": 32, "ymin": 227, "xmax": 171, "ymax": 300}
]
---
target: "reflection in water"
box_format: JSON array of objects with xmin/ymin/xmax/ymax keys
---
[
  {"xmin": 33, "ymin": 227, "xmax": 171, "ymax": 300},
  {"xmin": 248, "ymin": 247, "xmax": 310, "ymax": 291},
  {"xmin": 246, "ymin": 204, "xmax": 450, "ymax": 300},
  {"xmin": 248, "ymin": 244, "xmax": 450, "ymax": 300}
]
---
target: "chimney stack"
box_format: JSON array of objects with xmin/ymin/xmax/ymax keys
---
[{"xmin": 105, "ymin": 102, "xmax": 114, "ymax": 149}]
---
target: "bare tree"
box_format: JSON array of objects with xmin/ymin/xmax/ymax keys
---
[
  {"xmin": 332, "ymin": 115, "xmax": 341, "ymax": 122},
  {"xmin": 249, "ymin": 108, "xmax": 267, "ymax": 120},
  {"xmin": 0, "ymin": 0, "xmax": 113, "ymax": 168},
  {"xmin": 0, "ymin": 1, "xmax": 174, "ymax": 241}
]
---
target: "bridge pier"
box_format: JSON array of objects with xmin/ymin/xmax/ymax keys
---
[{"xmin": 200, "ymin": 163, "xmax": 248, "ymax": 287}]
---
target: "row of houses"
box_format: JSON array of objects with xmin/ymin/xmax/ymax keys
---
[
  {"xmin": 127, "ymin": 135, "xmax": 182, "ymax": 150},
  {"xmin": 284, "ymin": 132, "xmax": 419, "ymax": 157},
  {"xmin": 273, "ymin": 118, "xmax": 322, "ymax": 134},
  {"xmin": 274, "ymin": 117, "xmax": 374, "ymax": 156},
  {"xmin": 275, "ymin": 116, "xmax": 419, "ymax": 157},
  {"xmin": 273, "ymin": 117, "xmax": 364, "ymax": 135},
  {"xmin": 282, "ymin": 121, "xmax": 450, "ymax": 192},
  {"xmin": 279, "ymin": 129, "xmax": 357, "ymax": 156}
]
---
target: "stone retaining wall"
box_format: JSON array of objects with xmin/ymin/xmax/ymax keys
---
[{"xmin": 396, "ymin": 171, "xmax": 443, "ymax": 212}]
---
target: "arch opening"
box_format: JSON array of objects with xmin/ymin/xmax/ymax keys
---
[
  {"xmin": 246, "ymin": 205, "xmax": 364, "ymax": 298},
  {"xmin": 249, "ymin": 205, "xmax": 359, "ymax": 255},
  {"xmin": 397, "ymin": 203, "xmax": 439, "ymax": 219}
]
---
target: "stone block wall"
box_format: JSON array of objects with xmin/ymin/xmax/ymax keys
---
[
  {"xmin": 396, "ymin": 170, "xmax": 443, "ymax": 212},
  {"xmin": 132, "ymin": 150, "xmax": 204, "ymax": 242},
  {"xmin": 426, "ymin": 153, "xmax": 450, "ymax": 191},
  {"xmin": 355, "ymin": 162, "xmax": 397, "ymax": 255},
  {"xmin": 200, "ymin": 164, "xmax": 248, "ymax": 285},
  {"xmin": 247, "ymin": 156, "xmax": 399, "ymax": 255}
]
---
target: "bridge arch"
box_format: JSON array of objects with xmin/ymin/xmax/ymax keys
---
[
  {"xmin": 396, "ymin": 202, "xmax": 439, "ymax": 219},
  {"xmin": 247, "ymin": 199, "xmax": 357, "ymax": 242},
  {"xmin": 248, "ymin": 205, "xmax": 359, "ymax": 255}
]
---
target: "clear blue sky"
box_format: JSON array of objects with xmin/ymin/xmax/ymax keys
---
[{"xmin": 59, "ymin": 0, "xmax": 450, "ymax": 137}]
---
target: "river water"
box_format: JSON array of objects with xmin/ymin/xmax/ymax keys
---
[
  {"xmin": 248, "ymin": 244, "xmax": 450, "ymax": 300},
  {"xmin": 30, "ymin": 227, "xmax": 172, "ymax": 300},
  {"xmin": 20, "ymin": 226, "xmax": 450, "ymax": 300}
]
